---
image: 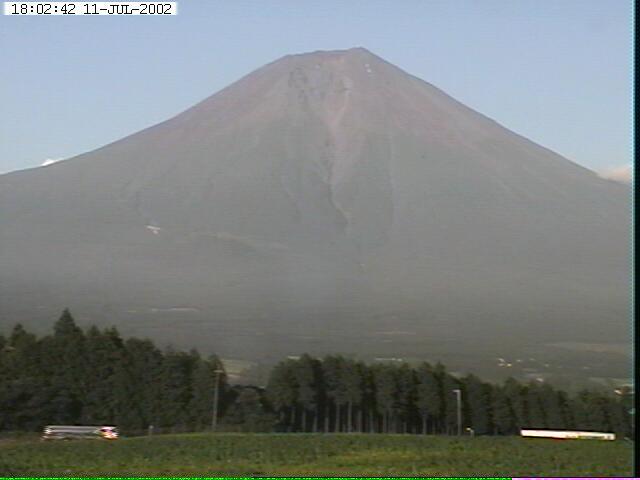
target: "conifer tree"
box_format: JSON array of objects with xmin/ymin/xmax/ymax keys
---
[
  {"xmin": 372, "ymin": 363, "xmax": 397, "ymax": 433},
  {"xmin": 491, "ymin": 385, "xmax": 516, "ymax": 435},
  {"xmin": 80, "ymin": 326, "xmax": 123, "ymax": 424},
  {"xmin": 463, "ymin": 374, "xmax": 492, "ymax": 435},
  {"xmin": 395, "ymin": 363, "xmax": 417, "ymax": 433},
  {"xmin": 526, "ymin": 381, "xmax": 547, "ymax": 428},
  {"xmin": 504, "ymin": 377, "xmax": 529, "ymax": 429},
  {"xmin": 322, "ymin": 355, "xmax": 347, "ymax": 432},
  {"xmin": 539, "ymin": 383, "xmax": 565, "ymax": 429},
  {"xmin": 416, "ymin": 362, "xmax": 441, "ymax": 434},
  {"xmin": 265, "ymin": 359, "xmax": 298, "ymax": 431},
  {"xmin": 156, "ymin": 349, "xmax": 197, "ymax": 430},
  {"xmin": 340, "ymin": 358, "xmax": 364, "ymax": 433},
  {"xmin": 188, "ymin": 355, "xmax": 218, "ymax": 430},
  {"xmin": 293, "ymin": 354, "xmax": 320, "ymax": 432}
]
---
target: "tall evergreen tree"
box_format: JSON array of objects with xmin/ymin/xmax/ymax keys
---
[
  {"xmin": 579, "ymin": 390, "xmax": 610, "ymax": 432},
  {"xmin": 6, "ymin": 324, "xmax": 40, "ymax": 377},
  {"xmin": 80, "ymin": 326, "xmax": 123, "ymax": 424},
  {"xmin": 156, "ymin": 348, "xmax": 197, "ymax": 430},
  {"xmin": 360, "ymin": 363, "xmax": 376, "ymax": 433},
  {"xmin": 265, "ymin": 359, "xmax": 298, "ymax": 431},
  {"xmin": 526, "ymin": 381, "xmax": 547, "ymax": 428},
  {"xmin": 0, "ymin": 325, "xmax": 48, "ymax": 430},
  {"xmin": 395, "ymin": 363, "xmax": 416, "ymax": 433},
  {"xmin": 293, "ymin": 354, "xmax": 320, "ymax": 432},
  {"xmin": 322, "ymin": 355, "xmax": 348, "ymax": 432},
  {"xmin": 188, "ymin": 354, "xmax": 219, "ymax": 430},
  {"xmin": 340, "ymin": 359, "xmax": 364, "ymax": 433},
  {"xmin": 53, "ymin": 309, "xmax": 83, "ymax": 338},
  {"xmin": 503, "ymin": 377, "xmax": 529, "ymax": 429},
  {"xmin": 39, "ymin": 310, "xmax": 87, "ymax": 425},
  {"xmin": 491, "ymin": 385, "xmax": 516, "ymax": 435},
  {"xmin": 538, "ymin": 383, "xmax": 566, "ymax": 429},
  {"xmin": 463, "ymin": 374, "xmax": 492, "ymax": 435},
  {"xmin": 372, "ymin": 363, "xmax": 398, "ymax": 433},
  {"xmin": 416, "ymin": 362, "xmax": 442, "ymax": 434}
]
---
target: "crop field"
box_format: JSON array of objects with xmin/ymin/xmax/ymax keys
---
[{"xmin": 0, "ymin": 433, "xmax": 632, "ymax": 477}]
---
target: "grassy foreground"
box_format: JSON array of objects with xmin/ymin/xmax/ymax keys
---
[{"xmin": 0, "ymin": 432, "xmax": 633, "ymax": 477}]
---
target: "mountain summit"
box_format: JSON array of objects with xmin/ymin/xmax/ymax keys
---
[{"xmin": 0, "ymin": 48, "xmax": 629, "ymax": 378}]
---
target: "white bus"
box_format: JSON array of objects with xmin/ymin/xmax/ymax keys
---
[
  {"xmin": 520, "ymin": 429, "xmax": 615, "ymax": 440},
  {"xmin": 42, "ymin": 425, "xmax": 119, "ymax": 441}
]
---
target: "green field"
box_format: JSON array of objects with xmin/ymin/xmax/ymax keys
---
[{"xmin": 0, "ymin": 433, "xmax": 632, "ymax": 477}]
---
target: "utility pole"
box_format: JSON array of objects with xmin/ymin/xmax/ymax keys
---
[
  {"xmin": 211, "ymin": 368, "xmax": 224, "ymax": 432},
  {"xmin": 452, "ymin": 388, "xmax": 462, "ymax": 436}
]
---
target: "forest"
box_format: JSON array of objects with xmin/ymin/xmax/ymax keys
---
[{"xmin": 0, "ymin": 310, "xmax": 632, "ymax": 438}]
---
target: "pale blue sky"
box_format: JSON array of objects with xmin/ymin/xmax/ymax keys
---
[{"xmin": 0, "ymin": 0, "xmax": 632, "ymax": 175}]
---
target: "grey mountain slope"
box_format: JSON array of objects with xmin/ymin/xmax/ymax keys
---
[{"xmin": 0, "ymin": 48, "xmax": 629, "ymax": 378}]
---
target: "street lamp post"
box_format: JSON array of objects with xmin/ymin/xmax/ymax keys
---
[
  {"xmin": 211, "ymin": 368, "xmax": 224, "ymax": 432},
  {"xmin": 452, "ymin": 389, "xmax": 462, "ymax": 436}
]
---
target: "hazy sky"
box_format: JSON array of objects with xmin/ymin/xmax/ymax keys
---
[{"xmin": 0, "ymin": 0, "xmax": 632, "ymax": 175}]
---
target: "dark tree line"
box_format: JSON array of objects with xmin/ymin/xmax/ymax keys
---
[
  {"xmin": 0, "ymin": 310, "xmax": 229, "ymax": 433},
  {"xmin": 265, "ymin": 355, "xmax": 632, "ymax": 437},
  {"xmin": 0, "ymin": 311, "xmax": 632, "ymax": 438}
]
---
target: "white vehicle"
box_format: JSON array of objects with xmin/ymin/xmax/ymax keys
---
[
  {"xmin": 520, "ymin": 429, "xmax": 615, "ymax": 440},
  {"xmin": 42, "ymin": 425, "xmax": 119, "ymax": 441}
]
